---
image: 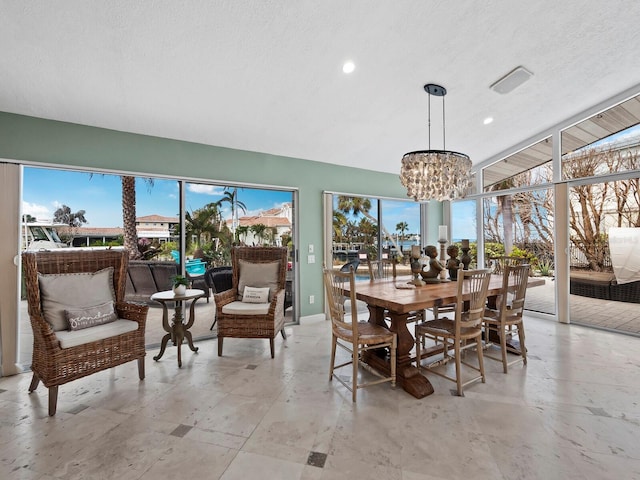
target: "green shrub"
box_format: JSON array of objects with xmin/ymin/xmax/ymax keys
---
[{"xmin": 510, "ymin": 246, "xmax": 538, "ymax": 267}]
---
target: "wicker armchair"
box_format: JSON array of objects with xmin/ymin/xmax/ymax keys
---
[
  {"xmin": 22, "ymin": 249, "xmax": 148, "ymax": 416},
  {"xmin": 213, "ymin": 247, "xmax": 287, "ymax": 358}
]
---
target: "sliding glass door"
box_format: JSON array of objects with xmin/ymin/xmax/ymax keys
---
[{"xmin": 16, "ymin": 166, "xmax": 297, "ymax": 371}]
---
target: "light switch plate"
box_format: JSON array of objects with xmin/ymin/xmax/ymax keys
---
[{"xmin": 308, "ymin": 244, "xmax": 314, "ymax": 253}]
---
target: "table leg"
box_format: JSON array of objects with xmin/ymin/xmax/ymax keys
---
[
  {"xmin": 183, "ymin": 297, "xmax": 200, "ymax": 353},
  {"xmin": 365, "ymin": 306, "xmax": 434, "ymax": 398},
  {"xmin": 184, "ymin": 330, "xmax": 199, "ymax": 353},
  {"xmin": 153, "ymin": 333, "xmax": 171, "ymax": 361}
]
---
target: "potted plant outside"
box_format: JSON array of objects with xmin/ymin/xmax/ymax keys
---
[{"xmin": 172, "ymin": 275, "xmax": 190, "ymax": 296}]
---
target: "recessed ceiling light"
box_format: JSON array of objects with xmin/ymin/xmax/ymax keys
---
[
  {"xmin": 483, "ymin": 117, "xmax": 494, "ymax": 125},
  {"xmin": 342, "ymin": 61, "xmax": 355, "ymax": 74}
]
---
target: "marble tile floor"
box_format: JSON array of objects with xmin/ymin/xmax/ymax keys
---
[{"xmin": 2, "ymin": 314, "xmax": 640, "ymax": 479}]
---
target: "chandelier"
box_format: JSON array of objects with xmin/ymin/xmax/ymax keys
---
[{"xmin": 400, "ymin": 84, "xmax": 472, "ymax": 202}]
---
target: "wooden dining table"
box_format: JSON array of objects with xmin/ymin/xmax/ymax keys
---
[{"xmin": 342, "ymin": 274, "xmax": 545, "ymax": 399}]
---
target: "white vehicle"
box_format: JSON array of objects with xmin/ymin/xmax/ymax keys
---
[{"xmin": 22, "ymin": 222, "xmax": 68, "ymax": 251}]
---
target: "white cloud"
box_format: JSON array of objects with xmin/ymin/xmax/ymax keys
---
[
  {"xmin": 22, "ymin": 201, "xmax": 51, "ymax": 221},
  {"xmin": 187, "ymin": 184, "xmax": 225, "ymax": 195}
]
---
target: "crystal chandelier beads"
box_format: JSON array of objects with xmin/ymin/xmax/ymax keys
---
[
  {"xmin": 400, "ymin": 150, "xmax": 472, "ymax": 202},
  {"xmin": 399, "ymin": 84, "xmax": 472, "ymax": 202}
]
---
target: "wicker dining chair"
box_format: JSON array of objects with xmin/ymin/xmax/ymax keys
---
[
  {"xmin": 213, "ymin": 247, "xmax": 288, "ymax": 358},
  {"xmin": 483, "ymin": 263, "xmax": 530, "ymax": 373},
  {"xmin": 22, "ymin": 249, "xmax": 148, "ymax": 416},
  {"xmin": 323, "ymin": 264, "xmax": 396, "ymax": 402},
  {"xmin": 415, "ymin": 267, "xmax": 491, "ymax": 396}
]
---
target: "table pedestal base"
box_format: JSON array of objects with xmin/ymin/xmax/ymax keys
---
[
  {"xmin": 363, "ymin": 352, "xmax": 434, "ymax": 398},
  {"xmin": 366, "ymin": 307, "xmax": 435, "ymax": 399},
  {"xmin": 151, "ymin": 290, "xmax": 203, "ymax": 368},
  {"xmin": 153, "ymin": 323, "xmax": 199, "ymax": 368}
]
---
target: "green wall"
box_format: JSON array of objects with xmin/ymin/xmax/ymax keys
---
[{"xmin": 0, "ymin": 111, "xmax": 411, "ymax": 316}]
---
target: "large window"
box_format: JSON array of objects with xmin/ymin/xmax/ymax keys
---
[
  {"xmin": 18, "ymin": 167, "xmax": 297, "ymax": 369},
  {"xmin": 329, "ymin": 194, "xmax": 420, "ymax": 270},
  {"xmin": 560, "ymin": 94, "xmax": 640, "ymax": 334},
  {"xmin": 477, "ymin": 137, "xmax": 556, "ymax": 316}
]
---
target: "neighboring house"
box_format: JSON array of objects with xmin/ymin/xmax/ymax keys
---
[
  {"xmin": 229, "ymin": 203, "xmax": 292, "ymax": 246},
  {"xmin": 58, "ymin": 214, "xmax": 179, "ymax": 247},
  {"xmin": 65, "ymin": 227, "xmax": 123, "ymax": 247},
  {"xmin": 135, "ymin": 214, "xmax": 179, "ymax": 243}
]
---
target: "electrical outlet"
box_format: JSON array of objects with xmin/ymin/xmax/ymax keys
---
[
  {"xmin": 309, "ymin": 295, "xmax": 315, "ymax": 304},
  {"xmin": 307, "ymin": 254, "xmax": 315, "ymax": 264}
]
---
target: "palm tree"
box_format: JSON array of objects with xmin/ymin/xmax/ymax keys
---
[
  {"xmin": 396, "ymin": 221, "xmax": 409, "ymax": 240},
  {"xmin": 337, "ymin": 196, "xmax": 400, "ymax": 252},
  {"xmin": 217, "ymin": 187, "xmax": 247, "ymax": 233},
  {"xmin": 185, "ymin": 204, "xmax": 221, "ymax": 249},
  {"xmin": 250, "ymin": 223, "xmax": 267, "ymax": 245},
  {"xmin": 332, "ymin": 211, "xmax": 347, "ymax": 242},
  {"xmin": 121, "ymin": 176, "xmax": 141, "ymax": 259},
  {"xmin": 235, "ymin": 225, "xmax": 249, "ymax": 244}
]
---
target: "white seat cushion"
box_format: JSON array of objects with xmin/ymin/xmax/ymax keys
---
[
  {"xmin": 55, "ymin": 319, "xmax": 139, "ymax": 349},
  {"xmin": 222, "ymin": 301, "xmax": 270, "ymax": 315}
]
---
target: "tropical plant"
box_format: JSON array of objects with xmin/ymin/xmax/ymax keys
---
[
  {"xmin": 332, "ymin": 210, "xmax": 347, "ymax": 241},
  {"xmin": 537, "ymin": 259, "xmax": 554, "ymax": 276},
  {"xmin": 510, "ymin": 246, "xmax": 538, "ymax": 267},
  {"xmin": 235, "ymin": 225, "xmax": 249, "ymax": 244},
  {"xmin": 250, "ymin": 223, "xmax": 267, "ymax": 244},
  {"xmin": 396, "ymin": 221, "xmax": 409, "ymax": 241},
  {"xmin": 337, "ymin": 195, "xmax": 400, "ymax": 252},
  {"xmin": 483, "ymin": 242, "xmax": 505, "ymax": 259},
  {"xmin": 185, "ymin": 203, "xmax": 222, "ymax": 248},
  {"xmin": 171, "ymin": 274, "xmax": 190, "ymax": 287},
  {"xmin": 217, "ymin": 187, "xmax": 247, "ymax": 233}
]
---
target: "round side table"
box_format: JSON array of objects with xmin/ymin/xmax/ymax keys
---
[{"xmin": 151, "ymin": 288, "xmax": 204, "ymax": 367}]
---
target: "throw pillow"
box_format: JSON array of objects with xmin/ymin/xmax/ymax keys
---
[
  {"xmin": 237, "ymin": 260, "xmax": 280, "ymax": 301},
  {"xmin": 38, "ymin": 267, "xmax": 116, "ymax": 331},
  {"xmin": 65, "ymin": 301, "xmax": 118, "ymax": 330},
  {"xmin": 242, "ymin": 286, "xmax": 270, "ymax": 304}
]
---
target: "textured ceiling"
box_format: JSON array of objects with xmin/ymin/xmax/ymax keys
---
[{"xmin": 1, "ymin": 1, "xmax": 640, "ymax": 175}]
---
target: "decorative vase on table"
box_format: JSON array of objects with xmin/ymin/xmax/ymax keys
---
[{"xmin": 173, "ymin": 284, "xmax": 187, "ymax": 296}]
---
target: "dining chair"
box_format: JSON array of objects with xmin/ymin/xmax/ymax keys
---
[
  {"xmin": 367, "ymin": 258, "xmax": 396, "ymax": 280},
  {"xmin": 488, "ymin": 256, "xmax": 526, "ymax": 274},
  {"xmin": 323, "ymin": 265, "xmax": 397, "ymax": 402},
  {"xmin": 414, "ymin": 267, "xmax": 491, "ymax": 396},
  {"xmin": 483, "ymin": 263, "xmax": 530, "ymax": 373}
]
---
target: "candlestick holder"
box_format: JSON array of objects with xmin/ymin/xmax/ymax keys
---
[{"xmin": 438, "ymin": 239, "xmax": 447, "ymax": 280}]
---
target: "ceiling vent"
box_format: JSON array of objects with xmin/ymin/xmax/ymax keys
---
[{"xmin": 490, "ymin": 66, "xmax": 533, "ymax": 94}]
